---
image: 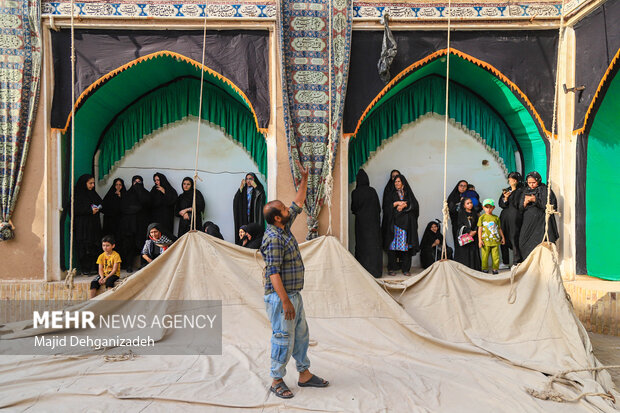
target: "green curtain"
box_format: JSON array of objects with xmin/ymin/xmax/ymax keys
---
[
  {"xmin": 585, "ymin": 70, "xmax": 620, "ymax": 280},
  {"xmin": 98, "ymin": 77, "xmax": 267, "ymax": 180},
  {"xmin": 349, "ymin": 76, "xmax": 519, "ymax": 182}
]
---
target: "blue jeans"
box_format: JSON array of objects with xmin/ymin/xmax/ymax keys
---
[{"xmin": 264, "ymin": 292, "xmax": 311, "ymax": 379}]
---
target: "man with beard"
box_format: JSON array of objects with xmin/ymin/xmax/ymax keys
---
[{"xmin": 260, "ymin": 160, "xmax": 328, "ymax": 399}]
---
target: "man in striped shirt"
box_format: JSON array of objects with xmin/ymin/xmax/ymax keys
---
[{"xmin": 260, "ymin": 160, "xmax": 329, "ymax": 399}]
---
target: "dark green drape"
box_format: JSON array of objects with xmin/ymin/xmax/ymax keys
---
[
  {"xmin": 349, "ymin": 76, "xmax": 519, "ymax": 182},
  {"xmin": 98, "ymin": 77, "xmax": 267, "ymax": 180},
  {"xmin": 584, "ymin": 68, "xmax": 620, "ymax": 280}
]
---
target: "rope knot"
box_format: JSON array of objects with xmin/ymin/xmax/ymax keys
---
[
  {"xmin": 0, "ymin": 221, "xmax": 15, "ymax": 241},
  {"xmin": 306, "ymin": 216, "xmax": 319, "ymax": 240},
  {"xmin": 545, "ymin": 203, "xmax": 560, "ymax": 217}
]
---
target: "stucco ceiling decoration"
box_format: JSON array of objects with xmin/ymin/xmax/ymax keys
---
[{"xmin": 42, "ymin": 0, "xmax": 591, "ymax": 19}]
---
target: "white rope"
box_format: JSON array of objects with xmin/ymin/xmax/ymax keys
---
[
  {"xmin": 526, "ymin": 365, "xmax": 620, "ymax": 403},
  {"xmin": 440, "ymin": 0, "xmax": 452, "ymax": 260},
  {"xmin": 64, "ymin": 0, "xmax": 77, "ymax": 297},
  {"xmin": 543, "ymin": 0, "xmax": 565, "ymax": 243},
  {"xmin": 190, "ymin": 1, "xmax": 209, "ymax": 232},
  {"xmin": 323, "ymin": 0, "xmax": 335, "ymax": 235}
]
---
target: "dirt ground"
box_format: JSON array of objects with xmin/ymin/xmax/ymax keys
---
[{"xmin": 590, "ymin": 333, "xmax": 620, "ymax": 389}]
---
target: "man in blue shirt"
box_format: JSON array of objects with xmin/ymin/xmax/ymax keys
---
[{"xmin": 260, "ymin": 160, "xmax": 329, "ymax": 399}]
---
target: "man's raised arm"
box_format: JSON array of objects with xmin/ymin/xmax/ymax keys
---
[{"xmin": 293, "ymin": 159, "xmax": 309, "ymax": 208}]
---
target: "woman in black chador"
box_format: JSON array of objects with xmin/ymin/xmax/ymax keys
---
[
  {"xmin": 175, "ymin": 177, "xmax": 205, "ymax": 238},
  {"xmin": 120, "ymin": 176, "xmax": 151, "ymax": 272},
  {"xmin": 518, "ymin": 171, "xmax": 559, "ymax": 260},
  {"xmin": 447, "ymin": 179, "xmax": 468, "ymax": 249},
  {"xmin": 233, "ymin": 172, "xmax": 265, "ymax": 245},
  {"xmin": 498, "ymin": 172, "xmax": 524, "ymax": 265},
  {"xmin": 73, "ymin": 174, "xmax": 102, "ymax": 275},
  {"xmin": 351, "ymin": 169, "xmax": 383, "ymax": 278},
  {"xmin": 150, "ymin": 172, "xmax": 177, "ymax": 234},
  {"xmin": 203, "ymin": 221, "xmax": 224, "ymax": 240},
  {"xmin": 242, "ymin": 222, "xmax": 265, "ymax": 249},
  {"xmin": 382, "ymin": 174, "xmax": 419, "ymax": 276},
  {"xmin": 454, "ymin": 198, "xmax": 481, "ymax": 271},
  {"xmin": 102, "ymin": 178, "xmax": 126, "ymax": 245},
  {"xmin": 420, "ymin": 220, "xmax": 453, "ymax": 269}
]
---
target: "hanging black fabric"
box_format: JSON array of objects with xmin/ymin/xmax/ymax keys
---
[
  {"xmin": 50, "ymin": 29, "xmax": 270, "ymax": 129},
  {"xmin": 344, "ymin": 30, "xmax": 558, "ymax": 133},
  {"xmin": 351, "ymin": 169, "xmax": 383, "ymax": 278},
  {"xmin": 377, "ymin": 15, "xmax": 397, "ymax": 84},
  {"xmin": 573, "ymin": 0, "xmax": 620, "ymax": 129},
  {"xmin": 232, "ymin": 173, "xmax": 265, "ymax": 246}
]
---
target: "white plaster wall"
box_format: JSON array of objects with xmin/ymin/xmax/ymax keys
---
[
  {"xmin": 95, "ymin": 117, "xmax": 264, "ymax": 242},
  {"xmin": 349, "ymin": 114, "xmax": 511, "ymax": 268}
]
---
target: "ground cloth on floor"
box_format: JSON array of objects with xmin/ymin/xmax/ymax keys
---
[{"xmin": 0, "ymin": 233, "xmax": 617, "ymax": 411}]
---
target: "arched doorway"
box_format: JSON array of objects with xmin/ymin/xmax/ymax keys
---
[
  {"xmin": 348, "ymin": 51, "xmax": 549, "ymax": 268},
  {"xmin": 59, "ymin": 52, "xmax": 267, "ymax": 268}
]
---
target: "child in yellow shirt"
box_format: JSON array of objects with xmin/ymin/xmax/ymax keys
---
[
  {"xmin": 477, "ymin": 199, "xmax": 506, "ymax": 274},
  {"xmin": 90, "ymin": 235, "xmax": 122, "ymax": 298}
]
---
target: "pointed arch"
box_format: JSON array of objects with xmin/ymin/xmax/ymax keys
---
[
  {"xmin": 575, "ymin": 48, "xmax": 620, "ymax": 280},
  {"xmin": 347, "ymin": 49, "xmax": 548, "ymax": 182}
]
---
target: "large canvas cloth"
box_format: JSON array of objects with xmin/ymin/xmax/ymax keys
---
[
  {"xmin": 0, "ymin": 0, "xmax": 41, "ymax": 241},
  {"xmin": 0, "ymin": 233, "xmax": 617, "ymax": 411},
  {"xmin": 278, "ymin": 0, "xmax": 353, "ymax": 238}
]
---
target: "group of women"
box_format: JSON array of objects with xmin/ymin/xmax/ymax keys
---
[
  {"xmin": 352, "ymin": 169, "xmax": 421, "ymax": 278},
  {"xmin": 352, "ymin": 169, "xmax": 560, "ymax": 277},
  {"xmin": 447, "ymin": 171, "xmax": 559, "ymax": 271},
  {"xmin": 72, "ymin": 171, "xmax": 266, "ymax": 275}
]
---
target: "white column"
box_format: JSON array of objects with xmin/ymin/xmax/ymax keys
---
[
  {"xmin": 339, "ymin": 135, "xmax": 349, "ymax": 246},
  {"xmin": 555, "ymin": 26, "xmax": 577, "ymax": 280},
  {"xmin": 266, "ymin": 25, "xmax": 278, "ymax": 200}
]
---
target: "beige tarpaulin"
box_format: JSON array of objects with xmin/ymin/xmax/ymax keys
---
[{"xmin": 0, "ymin": 232, "xmax": 618, "ymax": 411}]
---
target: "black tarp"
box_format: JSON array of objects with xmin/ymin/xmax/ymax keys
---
[
  {"xmin": 343, "ymin": 30, "xmax": 558, "ymax": 133},
  {"xmin": 573, "ymin": 0, "xmax": 620, "ymax": 130},
  {"xmin": 51, "ymin": 29, "xmax": 270, "ymax": 129}
]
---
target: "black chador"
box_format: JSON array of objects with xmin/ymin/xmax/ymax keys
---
[
  {"xmin": 102, "ymin": 178, "xmax": 126, "ymax": 243},
  {"xmin": 150, "ymin": 172, "xmax": 177, "ymax": 234},
  {"xmin": 382, "ymin": 174, "xmax": 419, "ymax": 274},
  {"xmin": 454, "ymin": 200, "xmax": 481, "ymax": 271},
  {"xmin": 203, "ymin": 221, "xmax": 224, "ymax": 240},
  {"xmin": 447, "ymin": 179, "xmax": 468, "ymax": 248},
  {"xmin": 351, "ymin": 169, "xmax": 383, "ymax": 278},
  {"xmin": 233, "ymin": 172, "xmax": 265, "ymax": 245},
  {"xmin": 420, "ymin": 220, "xmax": 452, "ymax": 269},
  {"xmin": 73, "ymin": 174, "xmax": 102, "ymax": 275},
  {"xmin": 518, "ymin": 171, "xmax": 559, "ymax": 260},
  {"xmin": 120, "ymin": 176, "xmax": 151, "ymax": 271},
  {"xmin": 175, "ymin": 177, "xmax": 205, "ymax": 238},
  {"xmin": 498, "ymin": 173, "xmax": 524, "ymax": 265}
]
